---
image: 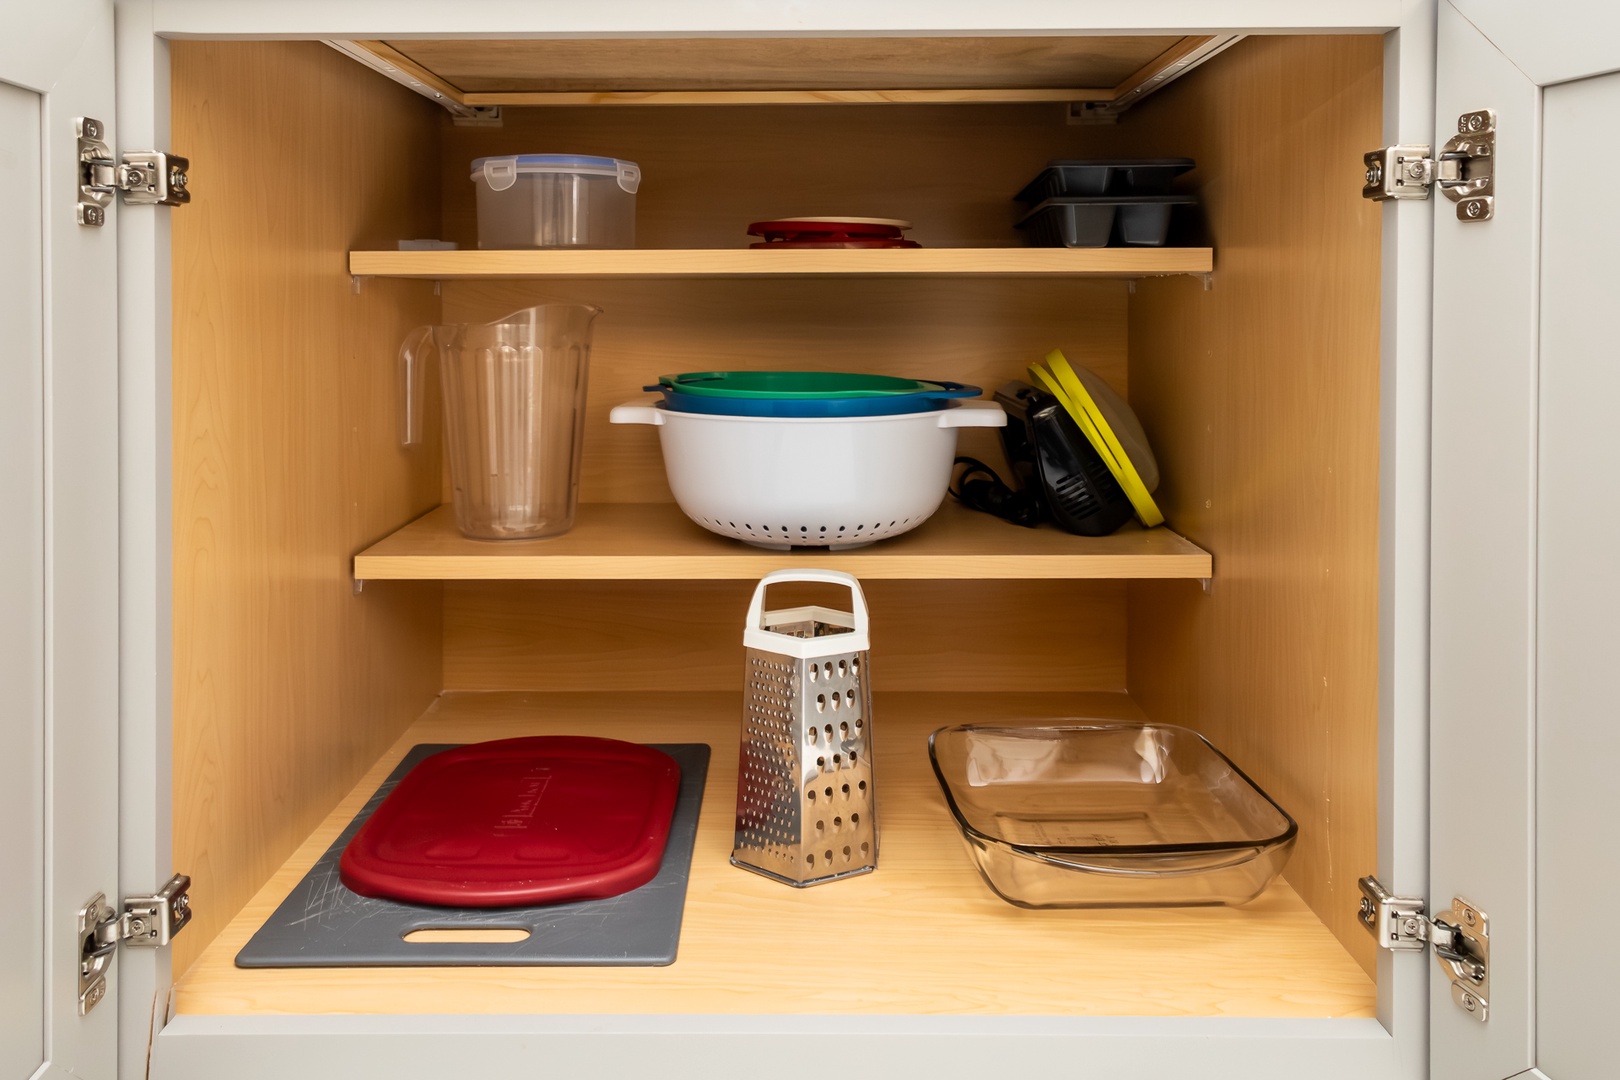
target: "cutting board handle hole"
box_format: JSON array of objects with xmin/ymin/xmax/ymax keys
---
[{"xmin": 402, "ymin": 927, "xmax": 532, "ymax": 944}]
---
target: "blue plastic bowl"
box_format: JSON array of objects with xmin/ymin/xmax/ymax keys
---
[{"xmin": 644, "ymin": 381, "xmax": 981, "ymax": 417}]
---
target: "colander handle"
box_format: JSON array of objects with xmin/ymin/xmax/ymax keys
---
[
  {"xmin": 743, "ymin": 570, "xmax": 871, "ymax": 657},
  {"xmin": 936, "ymin": 401, "xmax": 1007, "ymax": 428}
]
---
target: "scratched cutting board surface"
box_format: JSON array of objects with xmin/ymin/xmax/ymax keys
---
[{"xmin": 235, "ymin": 743, "xmax": 710, "ymax": 967}]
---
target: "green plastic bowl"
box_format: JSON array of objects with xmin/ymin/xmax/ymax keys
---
[{"xmin": 659, "ymin": 371, "xmax": 957, "ymax": 400}]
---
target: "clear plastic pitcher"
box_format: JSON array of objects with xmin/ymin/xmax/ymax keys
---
[{"xmin": 400, "ymin": 304, "xmax": 601, "ymax": 540}]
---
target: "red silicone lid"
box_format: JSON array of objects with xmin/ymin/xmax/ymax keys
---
[
  {"xmin": 747, "ymin": 219, "xmax": 907, "ymax": 241},
  {"xmin": 339, "ymin": 736, "xmax": 681, "ymax": 907},
  {"xmin": 750, "ymin": 238, "xmax": 922, "ymax": 249}
]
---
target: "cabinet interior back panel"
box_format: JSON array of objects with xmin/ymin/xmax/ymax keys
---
[
  {"xmin": 443, "ymin": 580, "xmax": 1126, "ymax": 693},
  {"xmin": 1104, "ymin": 35, "xmax": 1384, "ymax": 977},
  {"xmin": 436, "ymin": 101, "xmax": 1151, "ymax": 250},
  {"xmin": 171, "ymin": 41, "xmax": 447, "ymax": 973},
  {"xmin": 439, "ymin": 277, "xmax": 1126, "ymax": 505}
]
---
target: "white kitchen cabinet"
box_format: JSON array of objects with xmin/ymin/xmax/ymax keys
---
[{"xmin": 8, "ymin": 1, "xmax": 1608, "ymax": 1077}]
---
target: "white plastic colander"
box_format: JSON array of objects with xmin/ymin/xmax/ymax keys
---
[{"xmin": 609, "ymin": 400, "xmax": 1007, "ymax": 549}]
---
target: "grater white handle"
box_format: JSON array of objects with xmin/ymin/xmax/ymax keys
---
[{"xmin": 743, "ymin": 569, "xmax": 871, "ymax": 658}]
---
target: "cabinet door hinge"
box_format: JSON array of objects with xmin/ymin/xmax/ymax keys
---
[
  {"xmin": 1361, "ymin": 109, "xmax": 1496, "ymax": 221},
  {"xmin": 75, "ymin": 116, "xmax": 190, "ymax": 227},
  {"xmin": 1358, "ymin": 875, "xmax": 1491, "ymax": 1021},
  {"xmin": 77, "ymin": 873, "xmax": 193, "ymax": 1015}
]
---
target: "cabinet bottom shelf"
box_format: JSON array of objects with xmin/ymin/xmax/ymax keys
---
[{"xmin": 174, "ymin": 691, "xmax": 1373, "ymax": 1019}]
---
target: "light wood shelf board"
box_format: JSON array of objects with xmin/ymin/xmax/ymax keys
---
[
  {"xmin": 348, "ymin": 247, "xmax": 1214, "ymax": 280},
  {"xmin": 173, "ymin": 690, "xmax": 1375, "ymax": 1018},
  {"xmin": 353, "ymin": 502, "xmax": 1214, "ymax": 581}
]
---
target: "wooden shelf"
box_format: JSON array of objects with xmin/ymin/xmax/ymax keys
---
[
  {"xmin": 353, "ymin": 502, "xmax": 1213, "ymax": 581},
  {"xmin": 173, "ymin": 690, "xmax": 1375, "ymax": 1018},
  {"xmin": 348, "ymin": 247, "xmax": 1214, "ymax": 280}
]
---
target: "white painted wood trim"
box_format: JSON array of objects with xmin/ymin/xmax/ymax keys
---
[
  {"xmin": 114, "ymin": 2, "xmax": 177, "ymax": 1078},
  {"xmin": 1450, "ymin": 0, "xmax": 1620, "ymax": 86},
  {"xmin": 153, "ymin": 1015, "xmax": 1408, "ymax": 1080},
  {"xmin": 1375, "ymin": 6, "xmax": 1438, "ymax": 1075},
  {"xmin": 1428, "ymin": 3, "xmax": 1540, "ymax": 1078},
  {"xmin": 138, "ymin": 0, "xmax": 1406, "ymax": 37}
]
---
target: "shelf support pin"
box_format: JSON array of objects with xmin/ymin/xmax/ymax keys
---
[
  {"xmin": 1201, "ymin": 273, "xmax": 1214, "ymax": 292},
  {"xmin": 353, "ymin": 578, "xmax": 365, "ymax": 595},
  {"xmin": 351, "ymin": 275, "xmax": 368, "ymax": 295}
]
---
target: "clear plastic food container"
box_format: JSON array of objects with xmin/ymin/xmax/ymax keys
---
[
  {"xmin": 928, "ymin": 723, "xmax": 1297, "ymax": 908},
  {"xmin": 471, "ymin": 154, "xmax": 640, "ymax": 249}
]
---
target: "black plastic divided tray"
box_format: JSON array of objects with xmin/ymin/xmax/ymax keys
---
[
  {"xmin": 235, "ymin": 742, "xmax": 710, "ymax": 968},
  {"xmin": 1016, "ymin": 196, "xmax": 1196, "ymax": 249},
  {"xmin": 1014, "ymin": 158, "xmax": 1195, "ymax": 204}
]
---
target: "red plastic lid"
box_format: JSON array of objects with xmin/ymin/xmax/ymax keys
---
[
  {"xmin": 747, "ymin": 219, "xmax": 907, "ymax": 242},
  {"xmin": 749, "ymin": 238, "xmax": 922, "ymax": 249},
  {"xmin": 339, "ymin": 736, "xmax": 681, "ymax": 907}
]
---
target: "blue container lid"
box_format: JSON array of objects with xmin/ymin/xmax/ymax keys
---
[{"xmin": 471, "ymin": 154, "xmax": 630, "ymax": 172}]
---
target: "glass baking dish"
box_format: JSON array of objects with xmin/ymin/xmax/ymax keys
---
[{"xmin": 928, "ymin": 723, "xmax": 1297, "ymax": 908}]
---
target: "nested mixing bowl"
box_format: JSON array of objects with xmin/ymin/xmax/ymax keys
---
[{"xmin": 609, "ymin": 400, "xmax": 1006, "ymax": 549}]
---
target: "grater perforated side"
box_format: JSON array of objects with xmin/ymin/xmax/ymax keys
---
[{"xmin": 732, "ymin": 573, "xmax": 878, "ymax": 887}]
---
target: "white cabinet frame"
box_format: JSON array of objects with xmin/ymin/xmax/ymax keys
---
[{"xmin": 112, "ymin": 2, "xmax": 1438, "ymax": 1077}]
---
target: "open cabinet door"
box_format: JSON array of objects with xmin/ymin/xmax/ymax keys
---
[
  {"xmin": 1430, "ymin": 2, "xmax": 1620, "ymax": 1079},
  {"xmin": 0, "ymin": 1, "xmax": 123, "ymax": 1077}
]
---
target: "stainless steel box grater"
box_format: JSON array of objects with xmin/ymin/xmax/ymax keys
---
[{"xmin": 732, "ymin": 570, "xmax": 877, "ymax": 886}]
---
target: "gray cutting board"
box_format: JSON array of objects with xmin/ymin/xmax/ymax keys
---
[{"xmin": 235, "ymin": 742, "xmax": 709, "ymax": 968}]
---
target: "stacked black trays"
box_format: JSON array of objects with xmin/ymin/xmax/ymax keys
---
[{"xmin": 1014, "ymin": 158, "xmax": 1196, "ymax": 248}]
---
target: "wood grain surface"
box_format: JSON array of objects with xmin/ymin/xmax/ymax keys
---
[
  {"xmin": 380, "ymin": 35, "xmax": 1184, "ymax": 93},
  {"xmin": 354, "ymin": 502, "xmax": 1213, "ymax": 580},
  {"xmin": 171, "ymin": 691, "xmax": 1375, "ymax": 1018},
  {"xmin": 170, "ymin": 41, "xmax": 446, "ymax": 974},
  {"xmin": 442, "ymin": 578, "xmax": 1127, "ymax": 693},
  {"xmin": 1097, "ymin": 35, "xmax": 1385, "ymax": 977},
  {"xmin": 436, "ymin": 277, "xmax": 1130, "ymax": 505},
  {"xmin": 349, "ymin": 247, "xmax": 1214, "ymax": 278}
]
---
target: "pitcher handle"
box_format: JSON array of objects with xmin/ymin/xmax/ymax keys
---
[{"xmin": 399, "ymin": 326, "xmax": 433, "ymax": 447}]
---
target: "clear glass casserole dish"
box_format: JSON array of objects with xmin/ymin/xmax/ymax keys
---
[{"xmin": 928, "ymin": 723, "xmax": 1297, "ymax": 908}]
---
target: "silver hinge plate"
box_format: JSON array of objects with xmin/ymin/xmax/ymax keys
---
[
  {"xmin": 75, "ymin": 116, "xmax": 190, "ymax": 227},
  {"xmin": 1361, "ymin": 109, "xmax": 1496, "ymax": 221},
  {"xmin": 1358, "ymin": 876, "xmax": 1490, "ymax": 1022},
  {"xmin": 77, "ymin": 873, "xmax": 193, "ymax": 1015}
]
